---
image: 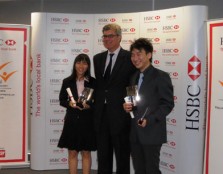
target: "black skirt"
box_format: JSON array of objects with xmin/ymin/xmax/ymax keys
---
[{"xmin": 58, "ymin": 109, "xmax": 96, "ymax": 151}]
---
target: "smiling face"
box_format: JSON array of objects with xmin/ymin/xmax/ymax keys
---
[
  {"xmin": 75, "ymin": 61, "xmax": 89, "ymax": 79},
  {"xmin": 102, "ymin": 29, "xmax": 121, "ymax": 52},
  {"xmin": 131, "ymin": 48, "xmax": 152, "ymax": 72}
]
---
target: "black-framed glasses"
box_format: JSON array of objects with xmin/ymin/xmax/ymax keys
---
[{"xmin": 102, "ymin": 34, "xmax": 118, "ymax": 39}]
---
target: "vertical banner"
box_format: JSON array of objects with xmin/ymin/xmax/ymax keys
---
[
  {"xmin": 139, "ymin": 6, "xmax": 207, "ymax": 174},
  {"xmin": 0, "ymin": 24, "xmax": 30, "ymax": 166},
  {"xmin": 31, "ymin": 13, "xmax": 95, "ymax": 170},
  {"xmin": 204, "ymin": 19, "xmax": 223, "ymax": 174},
  {"xmin": 31, "ymin": 6, "xmax": 207, "ymax": 173}
]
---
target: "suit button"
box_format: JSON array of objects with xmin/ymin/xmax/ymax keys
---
[{"xmin": 105, "ymin": 90, "xmax": 108, "ymax": 92}]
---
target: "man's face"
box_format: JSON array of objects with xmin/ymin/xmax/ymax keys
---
[
  {"xmin": 131, "ymin": 48, "xmax": 151, "ymax": 72},
  {"xmin": 102, "ymin": 29, "xmax": 121, "ymax": 52}
]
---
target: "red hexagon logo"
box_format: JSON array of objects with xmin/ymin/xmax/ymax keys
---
[{"xmin": 188, "ymin": 55, "xmax": 201, "ymax": 81}]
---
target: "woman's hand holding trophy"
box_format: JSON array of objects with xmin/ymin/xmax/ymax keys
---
[{"xmin": 67, "ymin": 87, "xmax": 94, "ymax": 110}]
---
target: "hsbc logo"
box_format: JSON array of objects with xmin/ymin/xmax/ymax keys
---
[
  {"xmin": 83, "ymin": 29, "xmax": 90, "ymax": 33},
  {"xmin": 110, "ymin": 18, "xmax": 116, "ymax": 22},
  {"xmin": 61, "ymin": 158, "xmax": 68, "ymax": 162},
  {"xmin": 147, "ymin": 27, "xmax": 158, "ymax": 33},
  {"xmin": 50, "ymin": 99, "xmax": 59, "ymax": 105},
  {"xmin": 50, "ymin": 118, "xmax": 64, "ymax": 125},
  {"xmin": 122, "ymin": 19, "xmax": 133, "ymax": 23},
  {"xmin": 160, "ymin": 161, "xmax": 176, "ymax": 171},
  {"xmin": 149, "ymin": 37, "xmax": 160, "ymax": 44},
  {"xmin": 51, "ymin": 38, "xmax": 69, "ymax": 44},
  {"xmin": 0, "ymin": 39, "xmax": 16, "ymax": 46},
  {"xmin": 144, "ymin": 16, "xmax": 161, "ymax": 22},
  {"xmin": 98, "ymin": 18, "xmax": 116, "ymax": 23},
  {"xmin": 162, "ymin": 49, "xmax": 179, "ymax": 53},
  {"xmin": 50, "ymin": 58, "xmax": 68, "ymax": 64},
  {"xmin": 167, "ymin": 118, "xmax": 177, "ymax": 126},
  {"xmin": 188, "ymin": 56, "xmax": 201, "ymax": 81},
  {"xmin": 163, "ymin": 25, "xmax": 180, "ymax": 32},
  {"xmin": 50, "ymin": 78, "xmax": 61, "ymax": 85},
  {"xmin": 5, "ymin": 40, "xmax": 16, "ymax": 46},
  {"xmin": 166, "ymin": 141, "xmax": 176, "ymax": 148},
  {"xmin": 162, "ymin": 48, "xmax": 179, "ymax": 56},
  {"xmin": 75, "ymin": 19, "xmax": 87, "ymax": 24},
  {"xmin": 72, "ymin": 28, "xmax": 90, "ymax": 35},
  {"xmin": 166, "ymin": 14, "xmax": 177, "ymax": 20},
  {"xmin": 83, "ymin": 49, "xmax": 89, "ymax": 53},
  {"xmin": 153, "ymin": 60, "xmax": 160, "ymax": 65},
  {"xmin": 71, "ymin": 48, "xmax": 89, "ymax": 55},
  {"xmin": 0, "ymin": 150, "xmax": 6, "ymax": 157},
  {"xmin": 63, "ymin": 18, "xmax": 69, "ymax": 22},
  {"xmin": 50, "ymin": 139, "xmax": 59, "ymax": 144},
  {"xmin": 166, "ymin": 38, "xmax": 177, "ymax": 43},
  {"xmin": 122, "ymin": 28, "xmax": 136, "ymax": 33},
  {"xmin": 168, "ymin": 72, "xmax": 178, "ymax": 79},
  {"xmin": 51, "ymin": 17, "xmax": 69, "ymax": 24}
]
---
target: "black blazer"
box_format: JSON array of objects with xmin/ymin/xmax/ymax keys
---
[
  {"xmin": 130, "ymin": 65, "xmax": 174, "ymax": 144},
  {"xmin": 93, "ymin": 48, "xmax": 136, "ymax": 135},
  {"xmin": 59, "ymin": 76, "xmax": 96, "ymax": 117}
]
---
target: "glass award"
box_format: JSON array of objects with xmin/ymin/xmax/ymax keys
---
[
  {"xmin": 77, "ymin": 87, "xmax": 94, "ymax": 108},
  {"xmin": 126, "ymin": 85, "xmax": 139, "ymax": 110}
]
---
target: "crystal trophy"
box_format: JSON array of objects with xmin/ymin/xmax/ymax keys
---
[{"xmin": 77, "ymin": 87, "xmax": 94, "ymax": 108}]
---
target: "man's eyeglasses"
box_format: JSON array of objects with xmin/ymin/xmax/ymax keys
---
[{"xmin": 102, "ymin": 34, "xmax": 118, "ymax": 39}]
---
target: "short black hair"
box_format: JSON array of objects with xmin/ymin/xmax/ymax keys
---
[{"xmin": 130, "ymin": 38, "xmax": 153, "ymax": 53}]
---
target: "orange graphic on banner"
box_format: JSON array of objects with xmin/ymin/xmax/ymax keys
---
[
  {"xmin": 219, "ymin": 81, "xmax": 223, "ymax": 86},
  {"xmin": 0, "ymin": 61, "xmax": 17, "ymax": 82}
]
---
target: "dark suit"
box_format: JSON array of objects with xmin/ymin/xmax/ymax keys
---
[
  {"xmin": 129, "ymin": 65, "xmax": 174, "ymax": 174},
  {"xmin": 93, "ymin": 48, "xmax": 136, "ymax": 174}
]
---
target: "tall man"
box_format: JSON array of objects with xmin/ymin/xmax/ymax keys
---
[
  {"xmin": 93, "ymin": 23, "xmax": 136, "ymax": 174},
  {"xmin": 123, "ymin": 38, "xmax": 174, "ymax": 174}
]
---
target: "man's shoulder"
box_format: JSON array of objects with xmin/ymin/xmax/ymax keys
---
[{"xmin": 94, "ymin": 51, "xmax": 107, "ymax": 58}]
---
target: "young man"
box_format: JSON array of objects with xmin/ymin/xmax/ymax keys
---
[
  {"xmin": 123, "ymin": 38, "xmax": 174, "ymax": 174},
  {"xmin": 93, "ymin": 23, "xmax": 136, "ymax": 174}
]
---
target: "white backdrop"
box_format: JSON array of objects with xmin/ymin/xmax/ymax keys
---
[
  {"xmin": 31, "ymin": 5, "xmax": 207, "ymax": 174},
  {"xmin": 0, "ymin": 24, "xmax": 30, "ymax": 166},
  {"xmin": 204, "ymin": 19, "xmax": 223, "ymax": 174}
]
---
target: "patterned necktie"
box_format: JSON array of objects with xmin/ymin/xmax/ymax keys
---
[
  {"xmin": 104, "ymin": 53, "xmax": 114, "ymax": 81},
  {"xmin": 138, "ymin": 73, "xmax": 144, "ymax": 90}
]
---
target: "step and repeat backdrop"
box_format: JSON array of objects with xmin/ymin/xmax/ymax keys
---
[
  {"xmin": 31, "ymin": 5, "xmax": 207, "ymax": 174},
  {"xmin": 0, "ymin": 24, "xmax": 30, "ymax": 166}
]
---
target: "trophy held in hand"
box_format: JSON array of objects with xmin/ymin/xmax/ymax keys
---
[
  {"xmin": 77, "ymin": 87, "xmax": 94, "ymax": 108},
  {"xmin": 124, "ymin": 85, "xmax": 140, "ymax": 118}
]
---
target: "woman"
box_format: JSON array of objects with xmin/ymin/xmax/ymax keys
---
[{"xmin": 58, "ymin": 54, "xmax": 96, "ymax": 174}]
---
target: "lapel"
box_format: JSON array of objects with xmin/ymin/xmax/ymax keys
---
[
  {"xmin": 140, "ymin": 65, "xmax": 157, "ymax": 92},
  {"xmin": 100, "ymin": 51, "xmax": 108, "ymax": 77},
  {"xmin": 69, "ymin": 79, "xmax": 79, "ymax": 100}
]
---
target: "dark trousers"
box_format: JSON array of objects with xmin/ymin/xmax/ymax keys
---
[
  {"xmin": 131, "ymin": 142, "xmax": 162, "ymax": 174},
  {"xmin": 97, "ymin": 106, "xmax": 130, "ymax": 174}
]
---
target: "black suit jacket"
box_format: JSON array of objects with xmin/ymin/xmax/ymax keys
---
[
  {"xmin": 93, "ymin": 48, "xmax": 136, "ymax": 135},
  {"xmin": 59, "ymin": 76, "xmax": 96, "ymax": 117},
  {"xmin": 130, "ymin": 65, "xmax": 174, "ymax": 144}
]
